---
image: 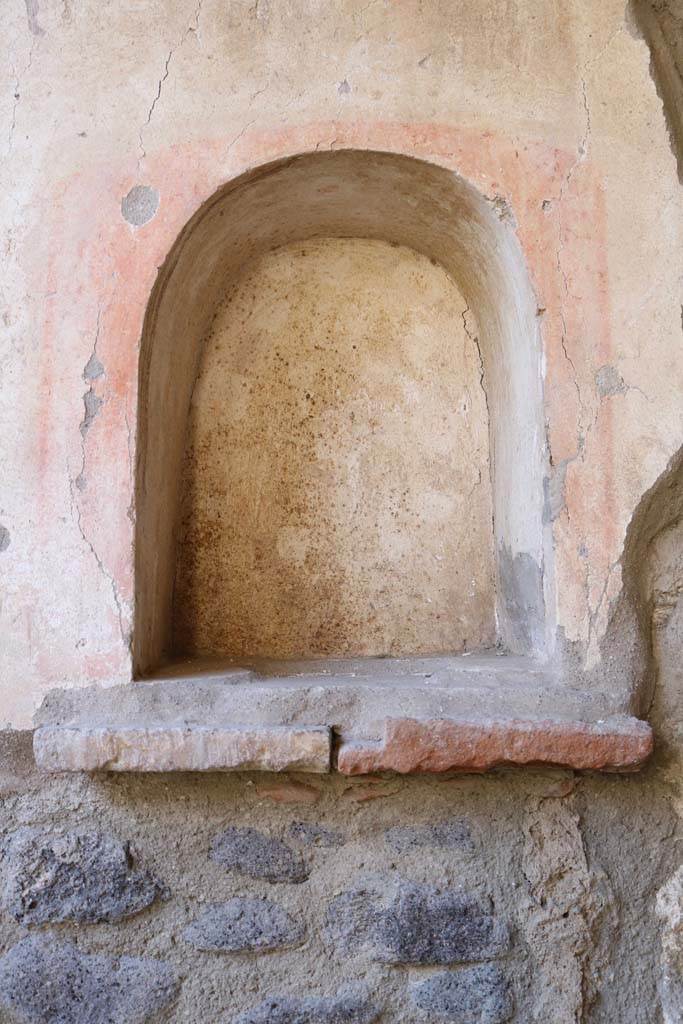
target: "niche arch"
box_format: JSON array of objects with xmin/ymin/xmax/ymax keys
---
[{"xmin": 134, "ymin": 150, "xmax": 552, "ymax": 676}]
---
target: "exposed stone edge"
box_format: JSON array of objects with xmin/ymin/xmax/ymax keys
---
[
  {"xmin": 33, "ymin": 725, "xmax": 332, "ymax": 774},
  {"xmin": 336, "ymin": 716, "xmax": 654, "ymax": 775}
]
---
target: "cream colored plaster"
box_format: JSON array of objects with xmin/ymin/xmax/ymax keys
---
[{"xmin": 173, "ymin": 239, "xmax": 494, "ymax": 659}]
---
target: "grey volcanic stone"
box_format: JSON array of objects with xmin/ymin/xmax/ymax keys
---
[
  {"xmin": 288, "ymin": 822, "xmax": 346, "ymax": 848},
  {"xmin": 375, "ymin": 886, "xmax": 508, "ymax": 964},
  {"xmin": 183, "ymin": 897, "xmax": 305, "ymax": 951},
  {"xmin": 2, "ymin": 829, "xmax": 166, "ymax": 924},
  {"xmin": 327, "ymin": 883, "xmax": 508, "ymax": 964},
  {"xmin": 325, "ymin": 887, "xmax": 376, "ymax": 954},
  {"xmin": 410, "ymin": 964, "xmax": 513, "ymax": 1023},
  {"xmin": 384, "ymin": 819, "xmax": 472, "ymax": 853},
  {"xmin": 0, "ymin": 935, "xmax": 178, "ymax": 1024},
  {"xmin": 233, "ymin": 986, "xmax": 379, "ymax": 1024},
  {"xmin": 211, "ymin": 827, "xmax": 308, "ymax": 883}
]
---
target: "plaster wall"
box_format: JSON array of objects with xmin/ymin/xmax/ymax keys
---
[
  {"xmin": 1, "ymin": 0, "xmax": 681, "ymax": 721},
  {"xmin": 1, "ymin": 2, "xmax": 682, "ymax": 1022}
]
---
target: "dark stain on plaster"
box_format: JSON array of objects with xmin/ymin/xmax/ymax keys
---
[
  {"xmin": 0, "ymin": 526, "xmax": 10, "ymax": 552},
  {"xmin": 24, "ymin": 0, "xmax": 45, "ymax": 36},
  {"xmin": 498, "ymin": 546, "xmax": 545, "ymax": 656},
  {"xmin": 489, "ymin": 194, "xmax": 516, "ymax": 226},
  {"xmin": 121, "ymin": 185, "xmax": 160, "ymax": 227},
  {"xmin": 337, "ymin": 79, "xmax": 351, "ymax": 95}
]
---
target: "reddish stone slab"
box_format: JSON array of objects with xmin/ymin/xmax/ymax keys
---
[{"xmin": 337, "ymin": 716, "xmax": 654, "ymax": 775}]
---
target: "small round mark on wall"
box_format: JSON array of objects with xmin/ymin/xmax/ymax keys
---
[
  {"xmin": 121, "ymin": 185, "xmax": 159, "ymax": 227},
  {"xmin": 0, "ymin": 525, "xmax": 10, "ymax": 552}
]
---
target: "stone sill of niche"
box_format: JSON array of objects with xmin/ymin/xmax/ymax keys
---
[{"xmin": 32, "ymin": 653, "xmax": 654, "ymax": 776}]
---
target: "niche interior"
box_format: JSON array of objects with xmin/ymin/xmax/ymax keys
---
[{"xmin": 134, "ymin": 150, "xmax": 551, "ymax": 677}]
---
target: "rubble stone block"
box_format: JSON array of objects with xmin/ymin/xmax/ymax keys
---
[
  {"xmin": 233, "ymin": 987, "xmax": 379, "ymax": 1024},
  {"xmin": 183, "ymin": 897, "xmax": 305, "ymax": 951},
  {"xmin": 0, "ymin": 935, "xmax": 178, "ymax": 1024},
  {"xmin": 384, "ymin": 819, "xmax": 472, "ymax": 853},
  {"xmin": 410, "ymin": 964, "xmax": 513, "ymax": 1023},
  {"xmin": 2, "ymin": 828, "xmax": 166, "ymax": 925},
  {"xmin": 326, "ymin": 882, "xmax": 508, "ymax": 964},
  {"xmin": 211, "ymin": 827, "xmax": 309, "ymax": 883}
]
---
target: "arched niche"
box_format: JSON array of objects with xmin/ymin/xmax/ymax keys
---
[{"xmin": 134, "ymin": 150, "xmax": 552, "ymax": 676}]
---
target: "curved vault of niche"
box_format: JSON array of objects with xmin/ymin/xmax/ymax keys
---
[{"xmin": 134, "ymin": 150, "xmax": 552, "ymax": 676}]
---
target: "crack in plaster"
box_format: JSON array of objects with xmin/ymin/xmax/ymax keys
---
[
  {"xmin": 138, "ymin": 0, "xmax": 204, "ymax": 163},
  {"xmin": 7, "ymin": 73, "xmax": 20, "ymax": 155},
  {"xmin": 138, "ymin": 51, "xmax": 173, "ymax": 162},
  {"xmin": 124, "ymin": 408, "xmax": 135, "ymax": 526},
  {"xmin": 553, "ymin": 29, "xmax": 625, "ymax": 466},
  {"xmin": 586, "ymin": 558, "xmax": 620, "ymax": 660},
  {"xmin": 78, "ymin": 309, "xmax": 103, "ymax": 444},
  {"xmin": 68, "ymin": 306, "xmax": 130, "ymax": 649},
  {"xmin": 222, "ymin": 80, "xmax": 276, "ymax": 161},
  {"xmin": 461, "ymin": 303, "xmax": 497, "ymax": 585},
  {"xmin": 225, "ymin": 119, "xmax": 258, "ymax": 159},
  {"xmin": 7, "ymin": 39, "xmax": 36, "ymax": 157},
  {"xmin": 354, "ymin": 0, "xmax": 382, "ymax": 34},
  {"xmin": 461, "ymin": 305, "xmax": 490, "ymax": 424},
  {"xmin": 68, "ymin": 472, "xmax": 129, "ymax": 650}
]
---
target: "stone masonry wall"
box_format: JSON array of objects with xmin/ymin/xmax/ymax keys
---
[{"xmin": 0, "ymin": 731, "xmax": 679, "ymax": 1023}]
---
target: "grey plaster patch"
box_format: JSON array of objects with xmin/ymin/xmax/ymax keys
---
[
  {"xmin": 211, "ymin": 827, "xmax": 308, "ymax": 883},
  {"xmin": 596, "ymin": 364, "xmax": 627, "ymax": 397},
  {"xmin": 384, "ymin": 819, "xmax": 472, "ymax": 853},
  {"xmin": 288, "ymin": 821, "xmax": 346, "ymax": 848},
  {"xmin": 326, "ymin": 882, "xmax": 508, "ymax": 964},
  {"xmin": 83, "ymin": 352, "xmax": 105, "ymax": 381},
  {"xmin": 543, "ymin": 462, "xmax": 568, "ymax": 523},
  {"xmin": 497, "ymin": 546, "xmax": 546, "ymax": 655},
  {"xmin": 121, "ymin": 185, "xmax": 160, "ymax": 227},
  {"xmin": 409, "ymin": 964, "xmax": 513, "ymax": 1023},
  {"xmin": 0, "ymin": 935, "xmax": 178, "ymax": 1024},
  {"xmin": 80, "ymin": 388, "xmax": 102, "ymax": 436},
  {"xmin": 2, "ymin": 829, "xmax": 167, "ymax": 924},
  {"xmin": 337, "ymin": 79, "xmax": 351, "ymax": 95},
  {"xmin": 183, "ymin": 897, "xmax": 305, "ymax": 952},
  {"xmin": 233, "ymin": 986, "xmax": 379, "ymax": 1024},
  {"xmin": 0, "ymin": 525, "xmax": 10, "ymax": 552}
]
